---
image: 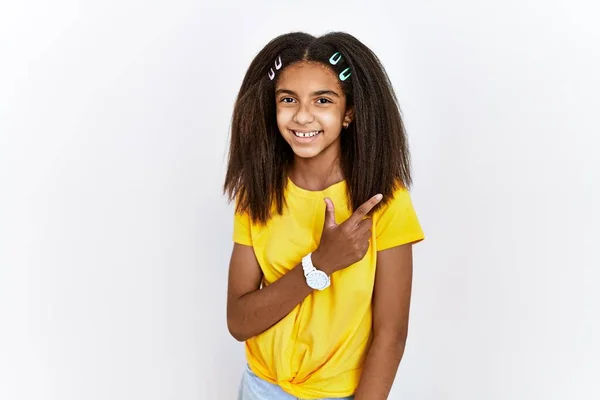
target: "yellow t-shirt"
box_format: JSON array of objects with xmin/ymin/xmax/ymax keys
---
[{"xmin": 232, "ymin": 177, "xmax": 424, "ymax": 399}]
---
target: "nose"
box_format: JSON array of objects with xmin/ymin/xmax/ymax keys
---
[{"xmin": 292, "ymin": 103, "xmax": 314, "ymax": 125}]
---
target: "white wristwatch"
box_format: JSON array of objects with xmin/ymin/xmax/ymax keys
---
[{"xmin": 302, "ymin": 253, "xmax": 330, "ymax": 291}]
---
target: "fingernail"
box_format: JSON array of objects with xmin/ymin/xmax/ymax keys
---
[{"xmin": 375, "ymin": 194, "xmax": 383, "ymax": 201}]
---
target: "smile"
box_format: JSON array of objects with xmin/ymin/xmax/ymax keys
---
[{"xmin": 292, "ymin": 130, "xmax": 322, "ymax": 138}]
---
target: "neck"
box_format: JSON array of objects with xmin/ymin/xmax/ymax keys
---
[{"xmin": 289, "ymin": 147, "xmax": 343, "ymax": 191}]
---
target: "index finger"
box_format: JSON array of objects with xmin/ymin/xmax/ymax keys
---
[{"xmin": 346, "ymin": 193, "xmax": 383, "ymax": 226}]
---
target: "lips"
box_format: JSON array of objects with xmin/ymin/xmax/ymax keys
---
[{"xmin": 292, "ymin": 130, "xmax": 322, "ymax": 138}]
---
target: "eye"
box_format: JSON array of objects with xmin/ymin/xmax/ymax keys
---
[
  {"xmin": 316, "ymin": 98, "xmax": 332, "ymax": 104},
  {"xmin": 280, "ymin": 97, "xmax": 296, "ymax": 103}
]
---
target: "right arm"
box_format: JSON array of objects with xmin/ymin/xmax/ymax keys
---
[
  {"xmin": 226, "ymin": 193, "xmax": 383, "ymax": 342},
  {"xmin": 226, "ymin": 243, "xmax": 319, "ymax": 342}
]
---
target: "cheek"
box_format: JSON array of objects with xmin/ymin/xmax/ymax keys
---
[
  {"xmin": 317, "ymin": 110, "xmax": 344, "ymax": 129},
  {"xmin": 276, "ymin": 107, "xmax": 293, "ymax": 129}
]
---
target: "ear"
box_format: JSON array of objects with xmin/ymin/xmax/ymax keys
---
[{"xmin": 343, "ymin": 107, "xmax": 354, "ymax": 127}]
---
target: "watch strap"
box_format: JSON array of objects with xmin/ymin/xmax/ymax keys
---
[{"xmin": 302, "ymin": 253, "xmax": 316, "ymax": 277}]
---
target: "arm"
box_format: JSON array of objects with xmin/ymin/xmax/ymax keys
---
[
  {"xmin": 354, "ymin": 243, "xmax": 414, "ymax": 400},
  {"xmin": 226, "ymin": 243, "xmax": 317, "ymax": 342},
  {"xmin": 227, "ymin": 194, "xmax": 382, "ymax": 342}
]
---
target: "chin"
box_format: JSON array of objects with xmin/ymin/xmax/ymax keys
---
[{"xmin": 289, "ymin": 146, "xmax": 322, "ymax": 159}]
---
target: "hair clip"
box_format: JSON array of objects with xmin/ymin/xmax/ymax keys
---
[
  {"xmin": 268, "ymin": 56, "xmax": 283, "ymax": 80},
  {"xmin": 339, "ymin": 67, "xmax": 351, "ymax": 81},
  {"xmin": 329, "ymin": 52, "xmax": 342, "ymax": 65}
]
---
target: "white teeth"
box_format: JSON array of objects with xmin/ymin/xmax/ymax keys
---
[{"xmin": 293, "ymin": 130, "xmax": 321, "ymax": 138}]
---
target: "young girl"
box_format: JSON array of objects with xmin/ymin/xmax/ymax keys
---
[{"xmin": 223, "ymin": 31, "xmax": 424, "ymax": 400}]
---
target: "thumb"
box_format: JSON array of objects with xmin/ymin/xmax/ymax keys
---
[{"xmin": 323, "ymin": 197, "xmax": 336, "ymax": 229}]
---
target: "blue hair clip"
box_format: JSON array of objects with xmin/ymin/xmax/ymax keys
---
[
  {"xmin": 339, "ymin": 67, "xmax": 352, "ymax": 81},
  {"xmin": 329, "ymin": 52, "xmax": 351, "ymax": 81},
  {"xmin": 329, "ymin": 52, "xmax": 342, "ymax": 65}
]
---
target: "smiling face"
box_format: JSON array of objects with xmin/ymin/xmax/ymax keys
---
[{"xmin": 275, "ymin": 62, "xmax": 353, "ymax": 162}]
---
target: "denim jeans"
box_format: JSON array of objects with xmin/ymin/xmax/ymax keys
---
[{"xmin": 237, "ymin": 364, "xmax": 354, "ymax": 400}]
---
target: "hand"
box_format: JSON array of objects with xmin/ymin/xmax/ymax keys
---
[{"xmin": 312, "ymin": 193, "xmax": 383, "ymax": 274}]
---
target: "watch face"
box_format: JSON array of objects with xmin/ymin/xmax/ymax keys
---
[{"xmin": 306, "ymin": 270, "xmax": 329, "ymax": 290}]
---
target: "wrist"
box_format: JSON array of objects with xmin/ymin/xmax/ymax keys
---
[
  {"xmin": 311, "ymin": 250, "xmax": 332, "ymax": 275},
  {"xmin": 301, "ymin": 252, "xmax": 331, "ymax": 291}
]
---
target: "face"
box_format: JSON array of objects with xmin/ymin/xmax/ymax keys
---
[{"xmin": 275, "ymin": 62, "xmax": 352, "ymax": 160}]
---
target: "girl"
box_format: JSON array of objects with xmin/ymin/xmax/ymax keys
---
[{"xmin": 223, "ymin": 31, "xmax": 424, "ymax": 400}]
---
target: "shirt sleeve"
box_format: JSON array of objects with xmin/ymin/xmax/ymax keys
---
[
  {"xmin": 375, "ymin": 187, "xmax": 425, "ymax": 251},
  {"xmin": 232, "ymin": 208, "xmax": 253, "ymax": 246}
]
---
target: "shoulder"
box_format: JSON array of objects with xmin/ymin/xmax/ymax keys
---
[
  {"xmin": 373, "ymin": 185, "xmax": 424, "ymax": 251},
  {"xmin": 374, "ymin": 185, "xmax": 414, "ymax": 217}
]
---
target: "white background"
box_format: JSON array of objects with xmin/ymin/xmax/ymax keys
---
[{"xmin": 1, "ymin": 1, "xmax": 599, "ymax": 399}]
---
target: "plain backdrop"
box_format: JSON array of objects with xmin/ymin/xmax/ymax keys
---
[{"xmin": 1, "ymin": 1, "xmax": 599, "ymax": 399}]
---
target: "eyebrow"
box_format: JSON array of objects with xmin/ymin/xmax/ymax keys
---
[{"xmin": 275, "ymin": 89, "xmax": 340, "ymax": 98}]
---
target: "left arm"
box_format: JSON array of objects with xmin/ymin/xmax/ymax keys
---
[{"xmin": 354, "ymin": 243, "xmax": 414, "ymax": 400}]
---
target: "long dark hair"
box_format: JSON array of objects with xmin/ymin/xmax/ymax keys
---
[{"xmin": 224, "ymin": 31, "xmax": 412, "ymax": 225}]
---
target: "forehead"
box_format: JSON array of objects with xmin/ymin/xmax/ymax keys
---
[{"xmin": 276, "ymin": 62, "xmax": 341, "ymax": 91}]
